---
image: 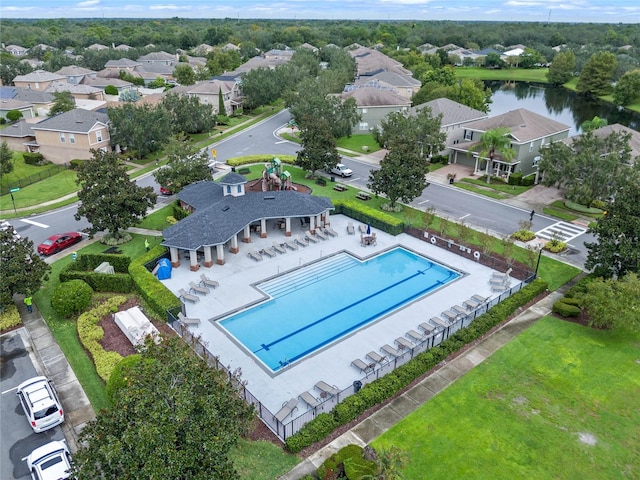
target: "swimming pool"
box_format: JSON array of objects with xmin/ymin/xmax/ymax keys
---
[{"xmin": 219, "ymin": 247, "xmax": 461, "ymax": 371}]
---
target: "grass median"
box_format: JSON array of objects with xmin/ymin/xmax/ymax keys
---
[{"xmin": 372, "ymin": 316, "xmax": 640, "ymax": 479}]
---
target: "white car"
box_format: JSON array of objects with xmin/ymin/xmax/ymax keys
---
[
  {"xmin": 26, "ymin": 440, "xmax": 72, "ymax": 480},
  {"xmin": 326, "ymin": 163, "xmax": 353, "ymax": 177},
  {"xmin": 16, "ymin": 376, "xmax": 64, "ymax": 433}
]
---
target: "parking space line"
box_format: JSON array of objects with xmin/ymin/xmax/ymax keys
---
[{"xmin": 21, "ymin": 219, "xmax": 49, "ymax": 228}]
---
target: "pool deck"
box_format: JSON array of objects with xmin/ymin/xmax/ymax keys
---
[{"xmin": 159, "ymin": 214, "xmax": 512, "ymax": 417}]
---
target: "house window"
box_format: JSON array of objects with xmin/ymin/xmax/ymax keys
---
[
  {"xmin": 529, "ymin": 142, "xmax": 534, "ymax": 152},
  {"xmin": 361, "ymin": 108, "xmax": 368, "ymax": 114},
  {"xmin": 35, "ymin": 82, "xmax": 40, "ymax": 89},
  {"xmin": 59, "ymin": 133, "xmax": 65, "ymax": 143},
  {"xmin": 359, "ymin": 122, "xmax": 369, "ymax": 131},
  {"xmin": 69, "ymin": 134, "xmax": 75, "ymax": 144},
  {"xmin": 464, "ymin": 130, "xmax": 472, "ymax": 141},
  {"xmin": 96, "ymin": 130, "xmax": 103, "ymax": 142},
  {"xmin": 237, "ymin": 185, "xmax": 242, "ymax": 193},
  {"xmin": 226, "ymin": 185, "xmax": 231, "ymax": 194}
]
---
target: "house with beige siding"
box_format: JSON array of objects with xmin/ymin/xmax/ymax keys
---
[
  {"xmin": 29, "ymin": 109, "xmax": 111, "ymax": 164},
  {"xmin": 0, "ymin": 120, "xmax": 37, "ymax": 152},
  {"xmin": 171, "ymin": 76, "xmax": 242, "ymax": 114},
  {"xmin": 12, "ymin": 70, "xmax": 66, "ymax": 91}
]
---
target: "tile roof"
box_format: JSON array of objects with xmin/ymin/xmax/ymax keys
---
[
  {"xmin": 163, "ymin": 181, "xmax": 334, "ymax": 250},
  {"xmin": 30, "ymin": 108, "xmax": 108, "ymax": 133},
  {"xmin": 462, "ymin": 108, "xmax": 570, "ymax": 143}
]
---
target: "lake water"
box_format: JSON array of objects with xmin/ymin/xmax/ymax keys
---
[{"xmin": 486, "ymin": 81, "xmax": 640, "ymax": 137}]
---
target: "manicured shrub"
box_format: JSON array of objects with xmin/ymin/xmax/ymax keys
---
[
  {"xmin": 104, "ymin": 85, "xmax": 118, "ymax": 95},
  {"xmin": 226, "ymin": 155, "xmax": 296, "ymax": 167},
  {"xmin": 51, "ymin": 280, "xmax": 93, "ymax": 318},
  {"xmin": 0, "ymin": 304, "xmax": 22, "ymax": 332},
  {"xmin": 511, "ymin": 229, "xmax": 535, "ymax": 242},
  {"xmin": 69, "ymin": 159, "xmax": 84, "ymax": 170},
  {"xmin": 317, "ymin": 444, "xmax": 376, "ymax": 480},
  {"xmin": 6, "ymin": 110, "xmax": 23, "ymax": 122},
  {"xmin": 559, "ymin": 296, "xmax": 581, "ymax": 306},
  {"xmin": 23, "ymin": 152, "xmax": 44, "ymax": 165},
  {"xmin": 552, "ymin": 300, "xmax": 581, "ymax": 317},
  {"xmin": 508, "ymin": 172, "xmax": 523, "ymax": 185},
  {"xmin": 173, "ymin": 201, "xmax": 190, "ymax": 221},
  {"xmin": 590, "ymin": 199, "xmax": 607, "ymax": 210},
  {"xmin": 237, "ymin": 167, "xmax": 251, "ymax": 175},
  {"xmin": 545, "ymin": 238, "xmax": 567, "ymax": 253},
  {"xmin": 106, "ymin": 353, "xmax": 141, "ymax": 404},
  {"xmin": 77, "ymin": 296, "xmax": 126, "ymax": 381},
  {"xmin": 521, "ymin": 175, "xmax": 535, "ymax": 186}
]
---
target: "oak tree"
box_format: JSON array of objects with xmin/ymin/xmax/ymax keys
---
[
  {"xmin": 154, "ymin": 136, "xmax": 212, "ymax": 192},
  {"xmin": 75, "ymin": 149, "xmax": 156, "ymax": 239}
]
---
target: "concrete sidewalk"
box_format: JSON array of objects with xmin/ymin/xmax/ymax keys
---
[
  {"xmin": 13, "ymin": 294, "xmax": 95, "ymax": 453},
  {"xmin": 278, "ymin": 280, "xmax": 575, "ymax": 480}
]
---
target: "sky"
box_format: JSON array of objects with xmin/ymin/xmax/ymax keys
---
[{"xmin": 1, "ymin": 0, "xmax": 639, "ymax": 23}]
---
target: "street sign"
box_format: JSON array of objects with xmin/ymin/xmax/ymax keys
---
[
  {"xmin": 211, "ymin": 149, "xmax": 217, "ymax": 159},
  {"xmin": 9, "ymin": 187, "xmax": 20, "ymax": 193}
]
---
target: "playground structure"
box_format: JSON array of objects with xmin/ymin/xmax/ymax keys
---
[{"xmin": 257, "ymin": 157, "xmax": 294, "ymax": 192}]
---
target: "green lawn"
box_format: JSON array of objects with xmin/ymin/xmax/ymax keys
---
[
  {"xmin": 372, "ymin": 316, "xmax": 640, "ymax": 479},
  {"xmin": 137, "ymin": 204, "xmax": 175, "ymax": 231},
  {"xmin": 336, "ymin": 134, "xmax": 381, "ymax": 154},
  {"xmin": 455, "ymin": 67, "xmax": 550, "ymax": 83},
  {"xmin": 231, "ymin": 439, "xmax": 299, "ymax": 480}
]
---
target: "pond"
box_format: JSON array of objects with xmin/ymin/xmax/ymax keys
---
[{"xmin": 486, "ymin": 81, "xmax": 640, "ymax": 137}]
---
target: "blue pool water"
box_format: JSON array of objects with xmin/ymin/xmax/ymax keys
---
[{"xmin": 220, "ymin": 248, "xmax": 460, "ymax": 371}]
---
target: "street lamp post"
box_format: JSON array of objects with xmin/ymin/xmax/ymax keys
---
[{"xmin": 534, "ymin": 246, "xmax": 543, "ymax": 277}]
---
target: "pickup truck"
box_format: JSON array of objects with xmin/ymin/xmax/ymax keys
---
[{"xmin": 325, "ymin": 163, "xmax": 352, "ymax": 177}]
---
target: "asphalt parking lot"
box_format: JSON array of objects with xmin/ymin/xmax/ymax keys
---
[{"xmin": 1, "ymin": 330, "xmax": 66, "ymax": 480}]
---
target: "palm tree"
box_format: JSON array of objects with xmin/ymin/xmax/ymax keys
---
[
  {"xmin": 581, "ymin": 115, "xmax": 607, "ymax": 132},
  {"xmin": 474, "ymin": 127, "xmax": 516, "ymax": 184}
]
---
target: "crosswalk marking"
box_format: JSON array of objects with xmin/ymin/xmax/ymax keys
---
[
  {"xmin": 21, "ymin": 219, "xmax": 49, "ymax": 228},
  {"xmin": 536, "ymin": 221, "xmax": 587, "ymax": 243}
]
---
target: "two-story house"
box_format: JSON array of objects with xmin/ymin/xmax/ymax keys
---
[
  {"xmin": 449, "ymin": 108, "xmax": 570, "ymax": 181},
  {"xmin": 29, "ymin": 109, "xmax": 111, "ymax": 164},
  {"xmin": 12, "ymin": 70, "xmax": 66, "ymax": 91},
  {"xmin": 340, "ymin": 84, "xmax": 411, "ymax": 135}
]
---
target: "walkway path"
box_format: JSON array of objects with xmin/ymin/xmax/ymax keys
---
[{"xmin": 279, "ymin": 278, "xmax": 579, "ymax": 479}]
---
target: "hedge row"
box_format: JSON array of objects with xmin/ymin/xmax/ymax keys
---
[
  {"xmin": 60, "ymin": 254, "xmax": 133, "ymax": 293},
  {"xmin": 285, "ymin": 278, "xmax": 548, "ymax": 453},
  {"xmin": 226, "ymin": 154, "xmax": 296, "ymax": 167},
  {"xmin": 333, "ymin": 201, "xmax": 405, "ymax": 236},
  {"xmin": 77, "ymin": 296, "xmax": 127, "ymax": 382},
  {"xmin": 129, "ymin": 246, "xmax": 182, "ymax": 318}
]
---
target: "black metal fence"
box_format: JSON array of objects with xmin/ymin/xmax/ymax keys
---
[
  {"xmin": 1, "ymin": 164, "xmax": 68, "ymax": 196},
  {"xmin": 167, "ymin": 272, "xmax": 531, "ymax": 442}
]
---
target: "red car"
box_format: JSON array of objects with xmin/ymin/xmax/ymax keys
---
[{"xmin": 37, "ymin": 232, "xmax": 83, "ymax": 256}]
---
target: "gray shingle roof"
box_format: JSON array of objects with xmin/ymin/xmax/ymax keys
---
[
  {"xmin": 13, "ymin": 69, "xmax": 66, "ymax": 83},
  {"xmin": 13, "ymin": 88, "xmax": 54, "ymax": 103},
  {"xmin": 104, "ymin": 58, "xmax": 142, "ymax": 68},
  {"xmin": 462, "ymin": 108, "xmax": 570, "ymax": 143},
  {"xmin": 340, "ymin": 86, "xmax": 410, "ymax": 107},
  {"xmin": 30, "ymin": 108, "xmax": 108, "ymax": 133},
  {"xmin": 162, "ymin": 181, "xmax": 334, "ymax": 250},
  {"xmin": 412, "ymin": 98, "xmax": 487, "ymax": 127},
  {"xmin": 0, "ymin": 120, "xmax": 34, "ymax": 138},
  {"xmin": 55, "ymin": 65, "xmax": 96, "ymax": 76}
]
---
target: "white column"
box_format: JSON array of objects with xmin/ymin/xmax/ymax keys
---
[
  {"xmin": 170, "ymin": 247, "xmax": 180, "ymax": 267},
  {"xmin": 260, "ymin": 218, "xmax": 267, "ymax": 238},
  {"xmin": 216, "ymin": 244, "xmax": 225, "ymax": 265},
  {"xmin": 285, "ymin": 217, "xmax": 292, "ymax": 237},
  {"xmin": 229, "ymin": 234, "xmax": 239, "ymax": 254},
  {"xmin": 189, "ymin": 250, "xmax": 199, "ymax": 272},
  {"xmin": 203, "ymin": 246, "xmax": 213, "ymax": 267}
]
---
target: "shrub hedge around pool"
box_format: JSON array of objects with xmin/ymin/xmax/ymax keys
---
[{"xmin": 284, "ymin": 278, "xmax": 548, "ymax": 453}]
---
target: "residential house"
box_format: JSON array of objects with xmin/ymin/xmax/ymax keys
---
[
  {"xmin": 29, "ymin": 108, "xmax": 111, "ymax": 164},
  {"xmin": 4, "ymin": 44, "xmax": 29, "ymax": 56},
  {"xmin": 0, "ymin": 97, "xmax": 35, "ymax": 121},
  {"xmin": 562, "ymin": 123, "xmax": 640, "ymax": 165},
  {"xmin": 55, "ymin": 65, "xmax": 97, "ymax": 85},
  {"xmin": 354, "ymin": 72, "xmax": 421, "ymax": 100},
  {"xmin": 137, "ymin": 51, "xmax": 178, "ymax": 65},
  {"xmin": 349, "ymin": 46, "xmax": 412, "ymax": 78},
  {"xmin": 20, "ymin": 58, "xmax": 45, "ymax": 69},
  {"xmin": 1, "ymin": 86, "xmax": 54, "ymax": 117},
  {"xmin": 103, "ymin": 58, "xmax": 142, "ymax": 73},
  {"xmin": 410, "ymin": 98, "xmax": 487, "ymax": 154},
  {"xmin": 115, "ymin": 44, "xmax": 132, "ymax": 51},
  {"xmin": 340, "ymin": 83, "xmax": 411, "ymax": 135},
  {"xmin": 170, "ymin": 76, "xmax": 241, "ymax": 114},
  {"xmin": 448, "ymin": 108, "xmax": 570, "ymax": 180},
  {"xmin": 87, "ymin": 43, "xmax": 109, "ymax": 51},
  {"xmin": 46, "ymin": 81, "xmax": 105, "ymax": 102},
  {"xmin": 0, "ymin": 120, "xmax": 37, "ymax": 152},
  {"xmin": 12, "ymin": 70, "xmax": 66, "ymax": 91},
  {"xmin": 83, "ymin": 76, "xmax": 134, "ymax": 94}
]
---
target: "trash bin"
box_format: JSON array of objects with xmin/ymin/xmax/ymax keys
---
[
  {"xmin": 449, "ymin": 177, "xmax": 454, "ymax": 184},
  {"xmin": 331, "ymin": 176, "xmax": 336, "ymax": 182},
  {"xmin": 353, "ymin": 380, "xmax": 362, "ymax": 393}
]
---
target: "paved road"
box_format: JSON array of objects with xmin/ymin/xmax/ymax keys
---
[
  {"xmin": 11, "ymin": 109, "xmax": 592, "ymax": 269},
  {"xmin": 1, "ymin": 331, "xmax": 66, "ymax": 480}
]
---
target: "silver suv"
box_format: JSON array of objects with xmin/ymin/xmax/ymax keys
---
[
  {"xmin": 26, "ymin": 440, "xmax": 72, "ymax": 480},
  {"xmin": 16, "ymin": 376, "xmax": 64, "ymax": 433}
]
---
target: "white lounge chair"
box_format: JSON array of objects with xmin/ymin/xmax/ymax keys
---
[
  {"xmin": 275, "ymin": 398, "xmax": 298, "ymax": 422},
  {"xmin": 472, "ymin": 294, "xmax": 489, "ymax": 304},
  {"xmin": 347, "ymin": 222, "xmax": 355, "ymax": 235},
  {"xmin": 441, "ymin": 310, "xmax": 458, "ymax": 322},
  {"xmin": 463, "ymin": 297, "xmax": 481, "ymax": 310},
  {"xmin": 366, "ymin": 351, "xmax": 388, "ymax": 365},
  {"xmin": 315, "ymin": 229, "xmax": 328, "ymax": 240},
  {"xmin": 325, "ymin": 226, "xmax": 338, "ymax": 237},
  {"xmin": 295, "ymin": 235, "xmax": 309, "ymax": 247},
  {"xmin": 419, "ymin": 322, "xmax": 435, "ymax": 334},
  {"xmin": 178, "ymin": 312, "xmax": 200, "ymax": 326},
  {"xmin": 178, "ymin": 288, "xmax": 199, "ymax": 303},
  {"xmin": 284, "ymin": 239, "xmax": 299, "ymax": 250},
  {"xmin": 272, "ymin": 241, "xmax": 286, "ymax": 254},
  {"xmin": 189, "ymin": 281, "xmax": 209, "ymax": 295},
  {"xmin": 306, "ymin": 231, "xmax": 318, "ymax": 243},
  {"xmin": 395, "ymin": 337, "xmax": 415, "ymax": 350},
  {"xmin": 299, "ymin": 391, "xmax": 320, "ymax": 408},
  {"xmin": 200, "ymin": 274, "xmax": 219, "ymax": 289},
  {"xmin": 248, "ymin": 250, "xmax": 263, "ymax": 261},
  {"xmin": 359, "ymin": 224, "xmax": 367, "ymax": 234},
  {"xmin": 406, "ymin": 329, "xmax": 427, "ymax": 343},
  {"xmin": 351, "ymin": 358, "xmax": 375, "ymax": 373},
  {"xmin": 451, "ymin": 305, "xmax": 467, "ymax": 316},
  {"xmin": 261, "ymin": 247, "xmax": 277, "ymax": 258},
  {"xmin": 430, "ymin": 317, "xmax": 449, "ymax": 329},
  {"xmin": 381, "ymin": 344, "xmax": 402, "ymax": 358},
  {"xmin": 315, "ymin": 380, "xmax": 339, "ymax": 398}
]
